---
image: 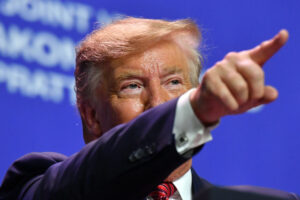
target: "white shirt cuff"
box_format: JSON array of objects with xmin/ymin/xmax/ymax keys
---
[{"xmin": 173, "ymin": 88, "xmax": 216, "ymax": 154}]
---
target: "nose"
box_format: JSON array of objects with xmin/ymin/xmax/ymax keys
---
[{"xmin": 143, "ymin": 83, "xmax": 170, "ymax": 110}]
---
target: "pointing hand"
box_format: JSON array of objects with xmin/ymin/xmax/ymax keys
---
[{"xmin": 190, "ymin": 30, "xmax": 289, "ymax": 124}]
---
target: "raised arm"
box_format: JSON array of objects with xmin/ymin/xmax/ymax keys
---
[
  {"xmin": 1, "ymin": 98, "xmax": 190, "ymax": 200},
  {"xmin": 190, "ymin": 30, "xmax": 289, "ymax": 124}
]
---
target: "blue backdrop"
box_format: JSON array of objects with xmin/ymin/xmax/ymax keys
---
[{"xmin": 0, "ymin": 0, "xmax": 299, "ymax": 194}]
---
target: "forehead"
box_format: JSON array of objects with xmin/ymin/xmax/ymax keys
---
[{"xmin": 108, "ymin": 41, "xmax": 190, "ymax": 76}]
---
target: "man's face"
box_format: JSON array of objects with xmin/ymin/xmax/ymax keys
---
[{"xmin": 94, "ymin": 41, "xmax": 194, "ymax": 134}]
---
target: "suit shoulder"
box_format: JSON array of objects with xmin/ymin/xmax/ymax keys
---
[{"xmin": 0, "ymin": 152, "xmax": 67, "ymax": 199}]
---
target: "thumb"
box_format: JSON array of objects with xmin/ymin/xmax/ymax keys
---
[{"xmin": 260, "ymin": 85, "xmax": 279, "ymax": 104}]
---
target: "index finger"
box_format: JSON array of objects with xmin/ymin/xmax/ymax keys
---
[{"xmin": 248, "ymin": 29, "xmax": 289, "ymax": 66}]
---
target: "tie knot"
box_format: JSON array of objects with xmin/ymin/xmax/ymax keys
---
[{"xmin": 148, "ymin": 182, "xmax": 177, "ymax": 200}]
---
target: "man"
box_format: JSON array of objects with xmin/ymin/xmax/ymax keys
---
[{"xmin": 0, "ymin": 17, "xmax": 297, "ymax": 200}]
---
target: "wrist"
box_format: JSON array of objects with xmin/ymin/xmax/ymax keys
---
[{"xmin": 189, "ymin": 89, "xmax": 220, "ymax": 126}]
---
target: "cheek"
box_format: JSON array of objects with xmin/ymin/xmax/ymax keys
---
[
  {"xmin": 170, "ymin": 89, "xmax": 187, "ymax": 98},
  {"xmin": 167, "ymin": 85, "xmax": 190, "ymax": 100},
  {"xmin": 110, "ymin": 97, "xmax": 145, "ymax": 124}
]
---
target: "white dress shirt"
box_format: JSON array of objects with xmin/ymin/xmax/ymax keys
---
[
  {"xmin": 147, "ymin": 88, "xmax": 216, "ymax": 200},
  {"xmin": 170, "ymin": 169, "xmax": 192, "ymax": 200},
  {"xmin": 173, "ymin": 88, "xmax": 214, "ymax": 154},
  {"xmin": 171, "ymin": 88, "xmax": 216, "ymax": 200}
]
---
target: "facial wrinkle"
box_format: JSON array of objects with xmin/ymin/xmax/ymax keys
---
[{"xmin": 141, "ymin": 49, "xmax": 164, "ymax": 76}]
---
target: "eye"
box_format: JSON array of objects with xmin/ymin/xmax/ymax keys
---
[
  {"xmin": 164, "ymin": 78, "xmax": 183, "ymax": 91},
  {"xmin": 170, "ymin": 79, "xmax": 180, "ymax": 85},
  {"xmin": 120, "ymin": 81, "xmax": 143, "ymax": 96},
  {"xmin": 168, "ymin": 78, "xmax": 182, "ymax": 86},
  {"xmin": 122, "ymin": 83, "xmax": 142, "ymax": 91},
  {"xmin": 127, "ymin": 83, "xmax": 140, "ymax": 89}
]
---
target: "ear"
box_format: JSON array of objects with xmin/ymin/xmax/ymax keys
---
[{"xmin": 79, "ymin": 102, "xmax": 102, "ymax": 142}]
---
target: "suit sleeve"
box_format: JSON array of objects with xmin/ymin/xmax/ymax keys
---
[{"xmin": 3, "ymin": 98, "xmax": 192, "ymax": 200}]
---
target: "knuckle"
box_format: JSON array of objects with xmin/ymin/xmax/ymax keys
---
[
  {"xmin": 217, "ymin": 61, "xmax": 235, "ymax": 75},
  {"xmin": 251, "ymin": 68, "xmax": 264, "ymax": 80},
  {"xmin": 215, "ymin": 61, "xmax": 225, "ymax": 68},
  {"xmin": 237, "ymin": 60, "xmax": 265, "ymax": 81},
  {"xmin": 232, "ymin": 81, "xmax": 248, "ymax": 104},
  {"xmin": 255, "ymin": 40, "xmax": 270, "ymax": 55},
  {"xmin": 204, "ymin": 69, "xmax": 216, "ymax": 81},
  {"xmin": 203, "ymin": 71, "xmax": 212, "ymax": 81},
  {"xmin": 219, "ymin": 62, "xmax": 231, "ymax": 71},
  {"xmin": 239, "ymin": 50, "xmax": 249, "ymax": 56},
  {"xmin": 215, "ymin": 60, "xmax": 236, "ymax": 72},
  {"xmin": 226, "ymin": 71, "xmax": 238, "ymax": 79},
  {"xmin": 225, "ymin": 52, "xmax": 238, "ymax": 60},
  {"xmin": 237, "ymin": 59, "xmax": 252, "ymax": 68},
  {"xmin": 260, "ymin": 41, "xmax": 269, "ymax": 49},
  {"xmin": 218, "ymin": 90, "xmax": 228, "ymax": 101},
  {"xmin": 217, "ymin": 88, "xmax": 231, "ymax": 102},
  {"xmin": 236, "ymin": 82, "xmax": 247, "ymax": 93}
]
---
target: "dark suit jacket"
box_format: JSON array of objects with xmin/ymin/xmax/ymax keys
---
[
  {"xmin": 191, "ymin": 169, "xmax": 300, "ymax": 200},
  {"xmin": 0, "ymin": 98, "xmax": 194, "ymax": 199},
  {"xmin": 0, "ymin": 98, "xmax": 299, "ymax": 199}
]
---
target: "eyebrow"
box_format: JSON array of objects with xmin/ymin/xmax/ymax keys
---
[
  {"xmin": 115, "ymin": 66, "xmax": 184, "ymax": 82},
  {"xmin": 115, "ymin": 70, "xmax": 144, "ymax": 83},
  {"xmin": 159, "ymin": 67, "xmax": 184, "ymax": 78}
]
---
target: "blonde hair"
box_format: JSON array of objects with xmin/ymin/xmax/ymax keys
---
[{"xmin": 75, "ymin": 17, "xmax": 202, "ymax": 110}]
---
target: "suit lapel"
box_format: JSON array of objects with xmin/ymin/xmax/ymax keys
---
[{"xmin": 191, "ymin": 168, "xmax": 212, "ymax": 197}]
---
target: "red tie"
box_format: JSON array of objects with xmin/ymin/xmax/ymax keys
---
[{"xmin": 148, "ymin": 182, "xmax": 177, "ymax": 200}]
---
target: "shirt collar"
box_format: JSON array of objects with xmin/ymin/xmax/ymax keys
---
[{"xmin": 172, "ymin": 169, "xmax": 192, "ymax": 200}]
